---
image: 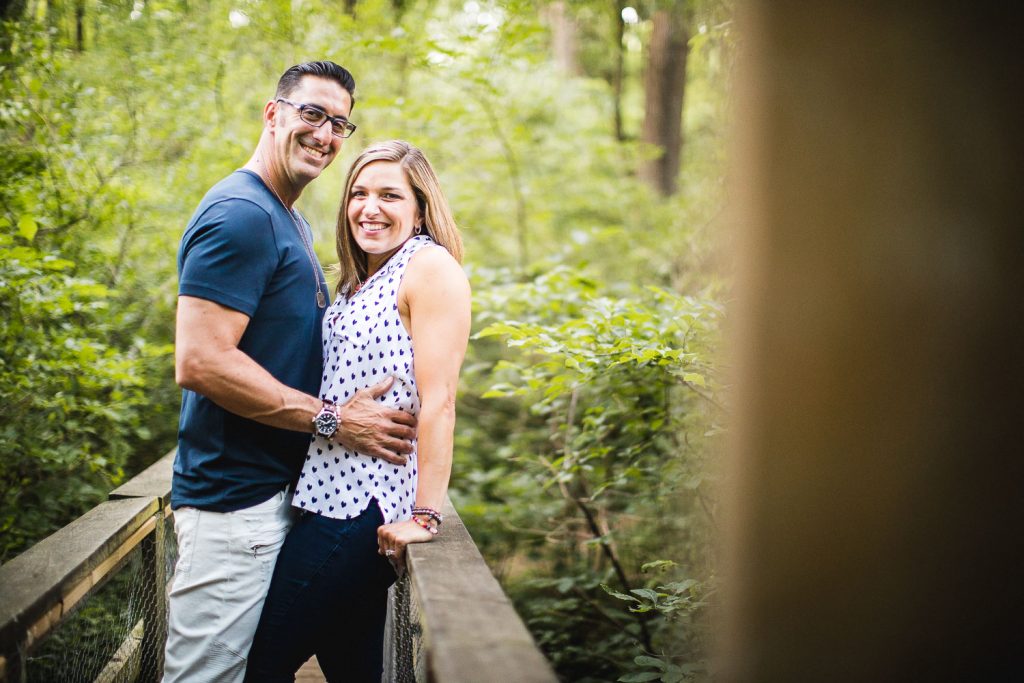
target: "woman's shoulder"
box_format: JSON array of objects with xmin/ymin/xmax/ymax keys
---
[
  {"xmin": 403, "ymin": 242, "xmax": 471, "ymax": 304},
  {"xmin": 407, "ymin": 242, "xmax": 467, "ymax": 280}
]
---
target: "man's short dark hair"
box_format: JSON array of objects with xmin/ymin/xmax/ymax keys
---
[{"xmin": 275, "ymin": 61, "xmax": 356, "ymax": 107}]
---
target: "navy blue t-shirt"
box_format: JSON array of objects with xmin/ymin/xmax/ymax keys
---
[{"xmin": 173, "ymin": 169, "xmax": 328, "ymax": 511}]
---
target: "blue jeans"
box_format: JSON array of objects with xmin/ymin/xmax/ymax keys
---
[{"xmin": 243, "ymin": 502, "xmax": 397, "ymax": 682}]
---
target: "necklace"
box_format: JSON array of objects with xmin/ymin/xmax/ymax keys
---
[{"xmin": 260, "ymin": 167, "xmax": 327, "ymax": 309}]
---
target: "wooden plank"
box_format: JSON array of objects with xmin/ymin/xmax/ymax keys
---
[
  {"xmin": 0, "ymin": 496, "xmax": 159, "ymax": 657},
  {"xmin": 61, "ymin": 515, "xmax": 157, "ymax": 617},
  {"xmin": 109, "ymin": 450, "xmax": 176, "ymax": 506},
  {"xmin": 405, "ymin": 500, "xmax": 557, "ymax": 683}
]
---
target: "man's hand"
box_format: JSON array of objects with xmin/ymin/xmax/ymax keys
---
[{"xmin": 334, "ymin": 376, "xmax": 417, "ymax": 465}]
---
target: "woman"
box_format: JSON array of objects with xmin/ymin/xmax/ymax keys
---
[{"xmin": 244, "ymin": 140, "xmax": 471, "ymax": 682}]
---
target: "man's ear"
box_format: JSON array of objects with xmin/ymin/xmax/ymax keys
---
[{"xmin": 262, "ymin": 99, "xmax": 277, "ymax": 131}]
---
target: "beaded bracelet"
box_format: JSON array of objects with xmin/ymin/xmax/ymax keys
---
[
  {"xmin": 411, "ymin": 506, "xmax": 443, "ymax": 526},
  {"xmin": 411, "ymin": 514, "xmax": 439, "ymax": 535}
]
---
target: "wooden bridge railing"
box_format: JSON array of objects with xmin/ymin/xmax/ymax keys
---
[{"xmin": 0, "ymin": 451, "xmax": 556, "ymax": 683}]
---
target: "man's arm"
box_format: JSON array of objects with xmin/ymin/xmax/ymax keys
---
[{"xmin": 175, "ymin": 295, "xmax": 415, "ymax": 461}]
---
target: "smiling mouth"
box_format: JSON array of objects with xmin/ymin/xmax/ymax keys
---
[
  {"xmin": 300, "ymin": 142, "xmax": 327, "ymax": 160},
  {"xmin": 360, "ymin": 222, "xmax": 389, "ymax": 232}
]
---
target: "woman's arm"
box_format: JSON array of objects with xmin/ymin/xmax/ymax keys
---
[{"xmin": 377, "ymin": 246, "xmax": 471, "ymax": 558}]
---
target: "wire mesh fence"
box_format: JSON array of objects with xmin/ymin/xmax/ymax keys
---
[
  {"xmin": 24, "ymin": 513, "xmax": 176, "ymax": 683},
  {"xmin": 385, "ymin": 574, "xmax": 422, "ymax": 683}
]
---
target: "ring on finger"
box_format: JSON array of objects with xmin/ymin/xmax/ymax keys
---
[{"xmin": 385, "ymin": 548, "xmax": 396, "ymax": 557}]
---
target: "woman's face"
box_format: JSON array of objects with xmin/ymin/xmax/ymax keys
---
[{"xmin": 347, "ymin": 160, "xmax": 421, "ymax": 276}]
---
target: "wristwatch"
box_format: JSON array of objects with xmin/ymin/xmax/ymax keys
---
[{"xmin": 312, "ymin": 401, "xmax": 340, "ymax": 439}]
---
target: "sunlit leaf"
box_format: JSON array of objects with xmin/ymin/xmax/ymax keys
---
[{"xmin": 17, "ymin": 215, "xmax": 37, "ymax": 241}]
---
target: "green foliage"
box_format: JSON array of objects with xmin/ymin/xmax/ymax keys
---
[
  {"xmin": 0, "ymin": 20, "xmax": 176, "ymax": 560},
  {"xmin": 0, "ymin": 233, "xmax": 172, "ymax": 560},
  {"xmin": 455, "ymin": 265, "xmax": 724, "ymax": 680}
]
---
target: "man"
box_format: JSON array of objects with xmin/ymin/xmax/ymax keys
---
[{"xmin": 164, "ymin": 61, "xmax": 416, "ymax": 683}]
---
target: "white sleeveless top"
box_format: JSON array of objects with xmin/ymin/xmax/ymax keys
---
[{"xmin": 292, "ymin": 235, "xmax": 437, "ymax": 523}]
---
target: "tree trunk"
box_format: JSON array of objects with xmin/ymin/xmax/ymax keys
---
[
  {"xmin": 0, "ymin": 0, "xmax": 28, "ymax": 52},
  {"xmin": 611, "ymin": 0, "xmax": 626, "ymax": 140},
  {"xmin": 74, "ymin": 0, "xmax": 84, "ymax": 51},
  {"xmin": 0, "ymin": 0, "xmax": 27, "ymax": 22},
  {"xmin": 640, "ymin": 6, "xmax": 689, "ymax": 196},
  {"xmin": 544, "ymin": 2, "xmax": 582, "ymax": 76}
]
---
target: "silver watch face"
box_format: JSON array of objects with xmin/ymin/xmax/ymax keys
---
[{"xmin": 314, "ymin": 407, "xmax": 338, "ymax": 437}]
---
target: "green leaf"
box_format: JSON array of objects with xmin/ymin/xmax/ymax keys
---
[
  {"xmin": 641, "ymin": 559, "xmax": 678, "ymax": 573},
  {"xmin": 481, "ymin": 389, "xmax": 507, "ymax": 398},
  {"xmin": 661, "ymin": 579, "xmax": 700, "ymax": 593},
  {"xmin": 682, "ymin": 372, "xmax": 706, "ymax": 387},
  {"xmin": 618, "ymin": 673, "xmax": 663, "ymax": 682},
  {"xmin": 634, "ymin": 655, "xmax": 667, "ymax": 669},
  {"xmin": 600, "ymin": 583, "xmax": 639, "ymax": 603},
  {"xmin": 630, "ymin": 588, "xmax": 662, "ymax": 602},
  {"xmin": 663, "ymin": 670, "xmax": 686, "ymax": 683},
  {"xmin": 17, "ymin": 215, "xmax": 38, "ymax": 241}
]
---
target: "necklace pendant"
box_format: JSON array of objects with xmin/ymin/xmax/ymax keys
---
[{"xmin": 316, "ymin": 291, "xmax": 326, "ymax": 309}]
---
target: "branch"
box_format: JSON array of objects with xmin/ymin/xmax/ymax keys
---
[
  {"xmin": 558, "ymin": 387, "xmax": 655, "ymax": 652},
  {"xmin": 572, "ymin": 495, "xmax": 654, "ymax": 652},
  {"xmin": 681, "ymin": 379, "xmax": 724, "ymax": 410}
]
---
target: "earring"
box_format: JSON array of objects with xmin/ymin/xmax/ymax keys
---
[{"xmin": 415, "ymin": 223, "xmax": 423, "ymax": 235}]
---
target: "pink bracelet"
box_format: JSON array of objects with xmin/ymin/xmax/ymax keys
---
[
  {"xmin": 411, "ymin": 506, "xmax": 443, "ymax": 526},
  {"xmin": 412, "ymin": 514, "xmax": 438, "ymax": 535}
]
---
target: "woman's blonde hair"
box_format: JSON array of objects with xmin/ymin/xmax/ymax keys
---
[{"xmin": 335, "ymin": 140, "xmax": 463, "ymax": 295}]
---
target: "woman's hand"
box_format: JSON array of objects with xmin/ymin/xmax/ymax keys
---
[{"xmin": 377, "ymin": 518, "xmax": 435, "ymax": 570}]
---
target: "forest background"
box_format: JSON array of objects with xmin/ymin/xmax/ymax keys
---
[{"xmin": 0, "ymin": 0, "xmax": 732, "ymax": 680}]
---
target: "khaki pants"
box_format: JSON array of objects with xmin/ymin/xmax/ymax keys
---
[{"xmin": 162, "ymin": 488, "xmax": 296, "ymax": 683}]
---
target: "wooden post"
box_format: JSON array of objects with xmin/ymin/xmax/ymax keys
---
[
  {"xmin": 0, "ymin": 642, "xmax": 26, "ymax": 683},
  {"xmin": 720, "ymin": 1, "xmax": 1024, "ymax": 680}
]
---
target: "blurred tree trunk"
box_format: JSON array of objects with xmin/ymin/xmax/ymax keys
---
[
  {"xmin": 1, "ymin": 0, "xmax": 27, "ymax": 22},
  {"xmin": 611, "ymin": 0, "xmax": 626, "ymax": 140},
  {"xmin": 544, "ymin": 2, "xmax": 583, "ymax": 76},
  {"xmin": 74, "ymin": 0, "xmax": 84, "ymax": 51},
  {"xmin": 640, "ymin": 5, "xmax": 689, "ymax": 196},
  {"xmin": 1, "ymin": 0, "xmax": 27, "ymax": 53}
]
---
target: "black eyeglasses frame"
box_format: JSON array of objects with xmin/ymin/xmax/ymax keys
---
[{"xmin": 276, "ymin": 97, "xmax": 357, "ymax": 138}]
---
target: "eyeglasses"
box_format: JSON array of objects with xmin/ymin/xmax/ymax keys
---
[{"xmin": 276, "ymin": 98, "xmax": 357, "ymax": 138}]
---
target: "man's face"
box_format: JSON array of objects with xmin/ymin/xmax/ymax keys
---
[{"xmin": 269, "ymin": 75, "xmax": 352, "ymax": 192}]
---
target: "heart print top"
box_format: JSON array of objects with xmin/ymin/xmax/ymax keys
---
[{"xmin": 291, "ymin": 235, "xmax": 437, "ymax": 523}]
